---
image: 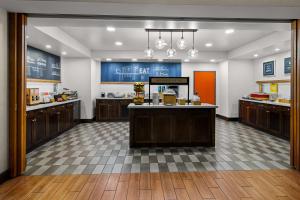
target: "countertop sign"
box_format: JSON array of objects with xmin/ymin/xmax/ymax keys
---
[
  {"xmin": 101, "ymin": 62, "xmax": 181, "ymax": 83},
  {"xmin": 27, "ymin": 46, "xmax": 61, "ymax": 82}
]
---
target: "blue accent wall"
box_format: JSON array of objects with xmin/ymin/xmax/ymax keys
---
[{"xmin": 101, "ymin": 62, "xmax": 181, "ymax": 82}]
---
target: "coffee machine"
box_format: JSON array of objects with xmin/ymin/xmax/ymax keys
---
[{"xmin": 26, "ymin": 88, "xmax": 40, "ymax": 105}]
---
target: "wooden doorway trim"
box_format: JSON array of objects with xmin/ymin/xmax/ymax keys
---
[
  {"xmin": 291, "ymin": 20, "xmax": 300, "ymax": 170},
  {"xmin": 8, "ymin": 13, "xmax": 27, "ymax": 177}
]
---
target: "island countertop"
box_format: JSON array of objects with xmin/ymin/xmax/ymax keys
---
[
  {"xmin": 128, "ymin": 103, "xmax": 218, "ymax": 109},
  {"xmin": 26, "ymin": 99, "xmax": 81, "ymax": 112}
]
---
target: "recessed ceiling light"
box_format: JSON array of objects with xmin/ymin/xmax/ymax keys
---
[
  {"xmin": 106, "ymin": 26, "xmax": 116, "ymax": 32},
  {"xmin": 132, "ymin": 58, "xmax": 137, "ymax": 62},
  {"xmin": 184, "ymin": 59, "xmax": 190, "ymax": 62},
  {"xmin": 275, "ymin": 48, "xmax": 280, "ymax": 52},
  {"xmin": 115, "ymin": 41, "xmax": 123, "ymax": 46},
  {"xmin": 205, "ymin": 43, "xmax": 213, "ymax": 47},
  {"xmin": 45, "ymin": 44, "xmax": 52, "ymax": 49},
  {"xmin": 210, "ymin": 59, "xmax": 216, "ymax": 62},
  {"xmin": 61, "ymin": 51, "xmax": 67, "ymax": 55},
  {"xmin": 158, "ymin": 59, "xmax": 163, "ymax": 62},
  {"xmin": 225, "ymin": 29, "xmax": 235, "ymax": 34},
  {"xmin": 106, "ymin": 58, "xmax": 112, "ymax": 61},
  {"xmin": 253, "ymin": 54, "xmax": 259, "ymax": 58}
]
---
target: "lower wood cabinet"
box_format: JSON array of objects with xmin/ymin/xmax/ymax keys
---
[
  {"xmin": 239, "ymin": 100, "xmax": 290, "ymax": 140},
  {"xmin": 96, "ymin": 99, "xmax": 132, "ymax": 121},
  {"xmin": 26, "ymin": 101, "xmax": 81, "ymax": 153}
]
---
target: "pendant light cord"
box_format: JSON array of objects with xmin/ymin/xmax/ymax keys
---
[
  {"xmin": 147, "ymin": 30, "xmax": 150, "ymax": 49},
  {"xmin": 192, "ymin": 31, "xmax": 195, "ymax": 49},
  {"xmin": 171, "ymin": 31, "xmax": 173, "ymax": 49},
  {"xmin": 181, "ymin": 30, "xmax": 184, "ymax": 39}
]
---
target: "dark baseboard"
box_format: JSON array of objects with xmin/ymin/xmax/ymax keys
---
[
  {"xmin": 80, "ymin": 118, "xmax": 95, "ymax": 123},
  {"xmin": 0, "ymin": 169, "xmax": 10, "ymax": 184},
  {"xmin": 216, "ymin": 114, "xmax": 239, "ymax": 121}
]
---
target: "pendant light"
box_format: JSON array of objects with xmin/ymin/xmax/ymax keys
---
[
  {"xmin": 167, "ymin": 31, "xmax": 176, "ymax": 57},
  {"xmin": 155, "ymin": 31, "xmax": 167, "ymax": 49},
  {"xmin": 177, "ymin": 30, "xmax": 187, "ymax": 50},
  {"xmin": 187, "ymin": 31, "xmax": 198, "ymax": 57},
  {"xmin": 144, "ymin": 30, "xmax": 154, "ymax": 57}
]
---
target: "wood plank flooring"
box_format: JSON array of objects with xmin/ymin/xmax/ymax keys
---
[{"xmin": 0, "ymin": 170, "xmax": 300, "ymax": 200}]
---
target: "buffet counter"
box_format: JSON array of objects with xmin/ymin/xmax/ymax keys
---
[
  {"xmin": 240, "ymin": 98, "xmax": 290, "ymax": 107},
  {"xmin": 128, "ymin": 103, "xmax": 218, "ymax": 147},
  {"xmin": 26, "ymin": 99, "xmax": 81, "ymax": 111}
]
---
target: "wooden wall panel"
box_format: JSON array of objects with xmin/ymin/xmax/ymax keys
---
[
  {"xmin": 8, "ymin": 13, "xmax": 27, "ymax": 177},
  {"xmin": 291, "ymin": 20, "xmax": 300, "ymax": 170}
]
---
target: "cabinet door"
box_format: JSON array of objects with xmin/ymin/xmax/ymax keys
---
[
  {"xmin": 239, "ymin": 101, "xmax": 247, "ymax": 123},
  {"xmin": 281, "ymin": 108, "xmax": 290, "ymax": 140},
  {"xmin": 73, "ymin": 101, "xmax": 81, "ymax": 124},
  {"xmin": 97, "ymin": 103, "xmax": 109, "ymax": 121},
  {"xmin": 248, "ymin": 104, "xmax": 257, "ymax": 125},
  {"xmin": 189, "ymin": 111, "xmax": 211, "ymax": 144},
  {"xmin": 47, "ymin": 107, "xmax": 60, "ymax": 138},
  {"xmin": 173, "ymin": 112, "xmax": 190, "ymax": 144},
  {"xmin": 268, "ymin": 107, "xmax": 281, "ymax": 136},
  {"xmin": 119, "ymin": 100, "xmax": 131, "ymax": 119},
  {"xmin": 65, "ymin": 103, "xmax": 74, "ymax": 130},
  {"xmin": 133, "ymin": 115, "xmax": 152, "ymax": 144},
  {"xmin": 33, "ymin": 109, "xmax": 47, "ymax": 146},
  {"xmin": 153, "ymin": 114, "xmax": 173, "ymax": 144},
  {"xmin": 26, "ymin": 112, "xmax": 35, "ymax": 152},
  {"xmin": 108, "ymin": 101, "xmax": 120, "ymax": 120},
  {"xmin": 256, "ymin": 105, "xmax": 269, "ymax": 129}
]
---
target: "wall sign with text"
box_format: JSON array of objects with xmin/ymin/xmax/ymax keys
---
[
  {"xmin": 27, "ymin": 46, "xmax": 61, "ymax": 82},
  {"xmin": 263, "ymin": 61, "xmax": 275, "ymax": 76},
  {"xmin": 100, "ymin": 62, "xmax": 181, "ymax": 83},
  {"xmin": 284, "ymin": 57, "xmax": 291, "ymax": 74}
]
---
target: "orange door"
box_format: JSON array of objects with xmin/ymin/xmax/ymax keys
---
[{"xmin": 194, "ymin": 71, "xmax": 216, "ymax": 104}]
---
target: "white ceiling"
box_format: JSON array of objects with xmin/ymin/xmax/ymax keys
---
[
  {"xmin": 59, "ymin": 27, "xmax": 273, "ymax": 51},
  {"xmin": 27, "ymin": 17, "xmax": 291, "ymax": 62},
  {"xmin": 28, "ymin": 0, "xmax": 300, "ymax": 7}
]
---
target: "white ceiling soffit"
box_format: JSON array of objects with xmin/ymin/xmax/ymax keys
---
[
  {"xmin": 1, "ymin": 0, "xmax": 300, "ymax": 19},
  {"xmin": 27, "ymin": 0, "xmax": 300, "ymax": 7},
  {"xmin": 33, "ymin": 26, "xmax": 91, "ymax": 57},
  {"xmin": 92, "ymin": 50, "xmax": 227, "ymax": 63},
  {"xmin": 27, "ymin": 25, "xmax": 90, "ymax": 58},
  {"xmin": 29, "ymin": 18, "xmax": 290, "ymax": 31},
  {"xmin": 228, "ymin": 31, "xmax": 291, "ymax": 59}
]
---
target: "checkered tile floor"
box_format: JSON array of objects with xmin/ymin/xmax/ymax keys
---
[{"xmin": 25, "ymin": 119, "xmax": 290, "ymax": 175}]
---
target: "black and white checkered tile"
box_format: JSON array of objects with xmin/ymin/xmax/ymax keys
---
[{"xmin": 25, "ymin": 119, "xmax": 290, "ymax": 175}]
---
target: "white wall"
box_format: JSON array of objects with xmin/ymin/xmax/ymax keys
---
[
  {"xmin": 253, "ymin": 51, "xmax": 291, "ymax": 98},
  {"xmin": 218, "ymin": 61, "xmax": 229, "ymax": 117},
  {"xmin": 228, "ymin": 60, "xmax": 256, "ymax": 118},
  {"xmin": 61, "ymin": 58, "xmax": 94, "ymax": 119},
  {"xmin": 0, "ymin": 8, "xmax": 8, "ymax": 174}
]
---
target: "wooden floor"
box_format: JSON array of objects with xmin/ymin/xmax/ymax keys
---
[{"xmin": 0, "ymin": 170, "xmax": 300, "ymax": 200}]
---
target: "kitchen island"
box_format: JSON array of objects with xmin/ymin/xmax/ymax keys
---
[{"xmin": 128, "ymin": 103, "xmax": 218, "ymax": 147}]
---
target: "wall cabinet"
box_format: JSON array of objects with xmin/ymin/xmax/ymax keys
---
[
  {"xmin": 96, "ymin": 99, "xmax": 132, "ymax": 121},
  {"xmin": 239, "ymin": 100, "xmax": 290, "ymax": 140},
  {"xmin": 26, "ymin": 101, "xmax": 81, "ymax": 153}
]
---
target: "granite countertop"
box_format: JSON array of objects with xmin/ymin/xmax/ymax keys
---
[
  {"xmin": 96, "ymin": 97, "xmax": 133, "ymax": 100},
  {"xmin": 26, "ymin": 99, "xmax": 81, "ymax": 112},
  {"xmin": 240, "ymin": 98, "xmax": 290, "ymax": 107},
  {"xmin": 128, "ymin": 103, "xmax": 218, "ymax": 109}
]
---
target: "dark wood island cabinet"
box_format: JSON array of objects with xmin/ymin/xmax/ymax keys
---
[
  {"xmin": 128, "ymin": 103, "xmax": 218, "ymax": 147},
  {"xmin": 26, "ymin": 100, "xmax": 81, "ymax": 152},
  {"xmin": 239, "ymin": 99, "xmax": 290, "ymax": 140}
]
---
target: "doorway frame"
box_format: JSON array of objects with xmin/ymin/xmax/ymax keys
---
[
  {"xmin": 8, "ymin": 14, "xmax": 300, "ymax": 176},
  {"xmin": 193, "ymin": 71, "xmax": 216, "ymax": 105}
]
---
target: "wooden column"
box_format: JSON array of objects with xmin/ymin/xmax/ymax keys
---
[
  {"xmin": 291, "ymin": 20, "xmax": 300, "ymax": 170},
  {"xmin": 8, "ymin": 13, "xmax": 27, "ymax": 177}
]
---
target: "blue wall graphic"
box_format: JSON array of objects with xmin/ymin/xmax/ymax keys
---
[{"xmin": 101, "ymin": 62, "xmax": 181, "ymax": 82}]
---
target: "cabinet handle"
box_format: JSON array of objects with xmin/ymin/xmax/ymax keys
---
[{"xmin": 266, "ymin": 111, "xmax": 270, "ymax": 113}]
